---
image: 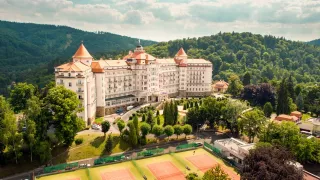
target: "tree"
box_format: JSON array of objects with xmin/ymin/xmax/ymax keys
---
[
  {"xmin": 195, "ymin": 102, "xmax": 199, "ymax": 109},
  {"xmin": 185, "ymin": 172, "xmax": 200, "ymax": 180},
  {"xmin": 241, "ymin": 145, "xmax": 303, "ymax": 180},
  {"xmin": 101, "ymin": 121, "xmax": 110, "ymax": 136},
  {"xmin": 295, "ymin": 93, "xmax": 304, "ymax": 111},
  {"xmin": 24, "ymin": 96, "xmax": 41, "ymax": 121},
  {"xmin": 289, "ymin": 98, "xmax": 297, "ymax": 112},
  {"xmin": 129, "ymin": 123, "xmax": 138, "ymax": 147},
  {"xmin": 0, "ymin": 96, "xmax": 23, "ymax": 164},
  {"xmin": 36, "ymin": 141, "xmax": 51, "ymax": 164},
  {"xmin": 9, "ymin": 82, "xmax": 36, "ymax": 112},
  {"xmin": 157, "ymin": 116, "xmax": 161, "ymax": 125},
  {"xmin": 24, "ymin": 119, "xmax": 36, "ymax": 162},
  {"xmin": 227, "ymin": 74, "xmax": 243, "ymax": 97},
  {"xmin": 183, "ymin": 124, "xmax": 192, "ymax": 139},
  {"xmin": 146, "ymin": 110, "xmax": 154, "ymax": 125},
  {"xmin": 222, "ymin": 99, "xmax": 249, "ymax": 135},
  {"xmin": 164, "ymin": 125, "xmax": 174, "ymax": 140},
  {"xmin": 44, "ymin": 86, "xmax": 85, "ymax": 145},
  {"xmin": 263, "ymin": 102, "xmax": 273, "ymax": 117},
  {"xmin": 140, "ymin": 122, "xmax": 151, "ymax": 137},
  {"xmin": 172, "ymin": 101, "xmax": 178, "ymax": 124},
  {"xmin": 133, "ymin": 115, "xmax": 139, "ymax": 138},
  {"xmin": 203, "ymin": 164, "xmax": 231, "ymax": 180},
  {"xmin": 287, "ymin": 75, "xmax": 295, "ymax": 100},
  {"xmin": 156, "ymin": 110, "xmax": 160, "ymax": 116},
  {"xmin": 239, "ymin": 109, "xmax": 266, "ymax": 143},
  {"xmin": 142, "ymin": 114, "xmax": 146, "ymax": 122},
  {"xmin": 242, "ymin": 72, "xmax": 251, "ymax": 86},
  {"xmin": 152, "ymin": 125, "xmax": 163, "ymax": 137},
  {"xmin": 105, "ymin": 134, "xmax": 113, "ymax": 154},
  {"xmin": 173, "ymin": 125, "xmax": 183, "ymax": 139},
  {"xmin": 241, "ymin": 83, "xmax": 276, "ymax": 107},
  {"xmin": 183, "ymin": 103, "xmax": 187, "ymax": 110},
  {"xmin": 276, "ymin": 78, "xmax": 290, "ymax": 115},
  {"xmin": 163, "ymin": 102, "xmax": 168, "ymax": 125},
  {"xmin": 117, "ymin": 120, "xmax": 125, "ymax": 134},
  {"xmin": 294, "ymin": 137, "xmax": 320, "ymax": 163}
]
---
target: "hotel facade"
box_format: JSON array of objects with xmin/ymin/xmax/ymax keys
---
[{"xmin": 55, "ymin": 43, "xmax": 212, "ymax": 124}]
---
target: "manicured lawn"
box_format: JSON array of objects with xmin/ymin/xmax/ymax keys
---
[{"xmin": 52, "ymin": 134, "xmax": 130, "ymax": 164}]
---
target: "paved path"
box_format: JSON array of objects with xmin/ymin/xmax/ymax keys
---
[{"xmin": 121, "ymin": 102, "xmax": 160, "ymax": 121}]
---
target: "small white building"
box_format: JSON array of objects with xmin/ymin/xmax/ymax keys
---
[{"xmin": 214, "ymin": 138, "xmax": 255, "ymax": 165}]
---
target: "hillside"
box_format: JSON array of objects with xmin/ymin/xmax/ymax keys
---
[
  {"xmin": 308, "ymin": 39, "xmax": 320, "ymax": 46},
  {"xmin": 145, "ymin": 32, "xmax": 320, "ymax": 84},
  {"xmin": 0, "ymin": 21, "xmax": 156, "ymax": 95}
]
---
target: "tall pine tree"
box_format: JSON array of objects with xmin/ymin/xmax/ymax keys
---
[
  {"xmin": 276, "ymin": 78, "xmax": 290, "ymax": 115},
  {"xmin": 287, "ymin": 75, "xmax": 295, "ymax": 100},
  {"xmin": 242, "ymin": 72, "xmax": 251, "ymax": 86}
]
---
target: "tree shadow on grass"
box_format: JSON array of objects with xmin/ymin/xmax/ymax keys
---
[
  {"xmin": 90, "ymin": 136, "xmax": 105, "ymax": 148},
  {"xmin": 99, "ymin": 136, "xmax": 130, "ymax": 157}
]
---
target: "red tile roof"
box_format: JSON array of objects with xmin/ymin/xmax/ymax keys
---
[
  {"xmin": 91, "ymin": 61, "xmax": 104, "ymax": 73},
  {"xmin": 175, "ymin": 47, "xmax": 187, "ymax": 57},
  {"xmin": 275, "ymin": 114, "xmax": 298, "ymax": 122},
  {"xmin": 290, "ymin": 111, "xmax": 302, "ymax": 118},
  {"xmin": 213, "ymin": 80, "xmax": 229, "ymax": 89},
  {"xmin": 73, "ymin": 43, "xmax": 92, "ymax": 58}
]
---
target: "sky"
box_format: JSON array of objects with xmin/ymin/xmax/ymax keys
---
[{"xmin": 0, "ymin": 0, "xmax": 320, "ymax": 42}]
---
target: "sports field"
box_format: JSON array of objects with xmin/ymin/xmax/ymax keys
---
[{"xmin": 37, "ymin": 148, "xmax": 240, "ymax": 180}]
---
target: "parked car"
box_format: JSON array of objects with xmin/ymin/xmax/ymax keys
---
[{"xmin": 92, "ymin": 124, "xmax": 101, "ymax": 130}]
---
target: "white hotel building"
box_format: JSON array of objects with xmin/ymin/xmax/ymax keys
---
[{"xmin": 55, "ymin": 43, "xmax": 212, "ymax": 124}]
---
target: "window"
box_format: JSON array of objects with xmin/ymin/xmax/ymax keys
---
[
  {"xmin": 68, "ymin": 73, "xmax": 71, "ymax": 77},
  {"xmin": 69, "ymin": 82, "xmax": 72, "ymax": 87},
  {"xmin": 60, "ymin": 79, "xmax": 63, "ymax": 84}
]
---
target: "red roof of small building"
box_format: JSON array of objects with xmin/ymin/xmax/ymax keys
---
[
  {"xmin": 290, "ymin": 111, "xmax": 302, "ymax": 118},
  {"xmin": 275, "ymin": 114, "xmax": 298, "ymax": 122},
  {"xmin": 213, "ymin": 80, "xmax": 229, "ymax": 89}
]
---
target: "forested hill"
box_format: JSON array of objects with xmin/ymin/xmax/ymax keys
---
[
  {"xmin": 308, "ymin": 39, "xmax": 320, "ymax": 46},
  {"xmin": 145, "ymin": 32, "xmax": 320, "ymax": 84},
  {"xmin": 0, "ymin": 20, "xmax": 156, "ymax": 95}
]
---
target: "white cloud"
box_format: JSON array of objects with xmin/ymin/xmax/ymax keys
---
[{"xmin": 0, "ymin": 0, "xmax": 319, "ymax": 41}]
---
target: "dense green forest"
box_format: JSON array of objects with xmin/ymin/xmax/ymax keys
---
[
  {"xmin": 145, "ymin": 32, "xmax": 320, "ymax": 84},
  {"xmin": 0, "ymin": 21, "xmax": 156, "ymax": 95},
  {"xmin": 308, "ymin": 39, "xmax": 320, "ymax": 46},
  {"xmin": 1, "ymin": 21, "xmax": 320, "ymax": 97}
]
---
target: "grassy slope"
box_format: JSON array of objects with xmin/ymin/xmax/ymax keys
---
[{"xmin": 52, "ymin": 134, "xmax": 130, "ymax": 164}]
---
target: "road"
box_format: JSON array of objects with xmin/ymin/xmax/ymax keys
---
[{"xmin": 121, "ymin": 102, "xmax": 160, "ymax": 121}]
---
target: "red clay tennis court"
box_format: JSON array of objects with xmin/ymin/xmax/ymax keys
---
[
  {"xmin": 186, "ymin": 154, "xmax": 240, "ymax": 180},
  {"xmin": 147, "ymin": 161, "xmax": 185, "ymax": 180},
  {"xmin": 100, "ymin": 168, "xmax": 135, "ymax": 180}
]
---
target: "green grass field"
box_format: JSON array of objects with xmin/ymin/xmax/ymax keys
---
[{"xmin": 37, "ymin": 148, "xmax": 239, "ymax": 180}]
